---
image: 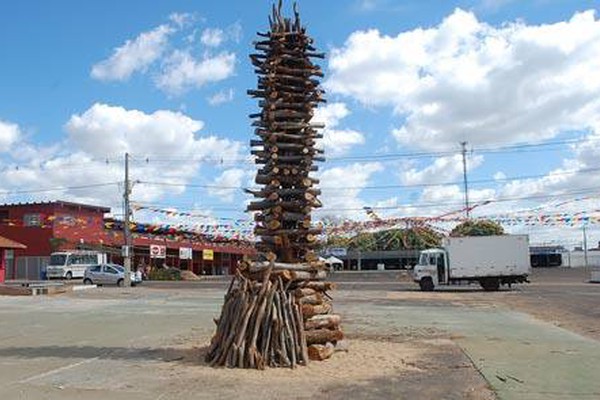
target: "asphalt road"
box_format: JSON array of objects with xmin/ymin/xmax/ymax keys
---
[{"xmin": 145, "ymin": 268, "xmax": 600, "ymax": 338}]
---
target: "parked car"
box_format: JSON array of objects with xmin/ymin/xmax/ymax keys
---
[{"xmin": 83, "ymin": 264, "xmax": 142, "ymax": 287}]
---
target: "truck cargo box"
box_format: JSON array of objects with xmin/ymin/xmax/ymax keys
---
[{"xmin": 444, "ymin": 235, "xmax": 530, "ymax": 279}]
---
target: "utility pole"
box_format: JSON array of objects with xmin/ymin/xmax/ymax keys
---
[
  {"xmin": 461, "ymin": 141, "xmax": 470, "ymax": 218},
  {"xmin": 123, "ymin": 152, "xmax": 132, "ymax": 286},
  {"xmin": 583, "ymin": 224, "xmax": 589, "ymax": 268}
]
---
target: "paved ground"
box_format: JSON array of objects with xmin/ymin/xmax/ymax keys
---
[{"xmin": 0, "ymin": 268, "xmax": 598, "ymax": 399}]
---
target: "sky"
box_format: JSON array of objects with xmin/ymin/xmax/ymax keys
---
[{"xmin": 1, "ymin": 0, "xmax": 600, "ymax": 248}]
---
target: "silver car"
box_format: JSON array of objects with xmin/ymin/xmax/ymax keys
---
[{"xmin": 83, "ymin": 264, "xmax": 141, "ymax": 286}]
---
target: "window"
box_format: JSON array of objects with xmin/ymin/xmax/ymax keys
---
[
  {"xmin": 104, "ymin": 265, "xmax": 118, "ymax": 274},
  {"xmin": 69, "ymin": 254, "xmax": 98, "ymax": 265},
  {"xmin": 50, "ymin": 254, "xmax": 67, "ymax": 266},
  {"xmin": 428, "ymin": 256, "xmax": 436, "ymax": 265},
  {"xmin": 23, "ymin": 214, "xmax": 42, "ymax": 227},
  {"xmin": 89, "ymin": 265, "xmax": 101, "ymax": 272}
]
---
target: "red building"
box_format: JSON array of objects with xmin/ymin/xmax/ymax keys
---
[
  {"xmin": 0, "ymin": 236, "xmax": 26, "ymax": 283},
  {"xmin": 0, "ymin": 201, "xmax": 253, "ymax": 280}
]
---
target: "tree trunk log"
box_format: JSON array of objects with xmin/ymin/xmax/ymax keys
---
[
  {"xmin": 307, "ymin": 343, "xmax": 335, "ymax": 361},
  {"xmin": 305, "ymin": 329, "xmax": 344, "ymax": 345},
  {"xmin": 304, "ymin": 314, "xmax": 341, "ymax": 330}
]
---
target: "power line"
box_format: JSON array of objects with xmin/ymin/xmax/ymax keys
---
[
  {"xmin": 0, "ymin": 182, "xmax": 120, "ymax": 195},
  {"xmin": 136, "ymin": 164, "xmax": 600, "ymax": 192},
  {"xmin": 133, "ymin": 186, "xmax": 600, "ymax": 215},
  {"xmin": 126, "ymin": 136, "xmax": 598, "ymax": 165}
]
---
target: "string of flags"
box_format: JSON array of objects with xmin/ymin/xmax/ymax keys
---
[
  {"xmin": 1, "ymin": 203, "xmax": 599, "ymax": 243},
  {"xmin": 131, "ymin": 204, "xmax": 239, "ymax": 221}
]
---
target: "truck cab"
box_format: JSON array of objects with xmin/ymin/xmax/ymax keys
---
[{"xmin": 413, "ymin": 249, "xmax": 447, "ymax": 291}]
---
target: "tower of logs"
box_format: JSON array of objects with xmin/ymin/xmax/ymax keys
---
[{"xmin": 205, "ymin": 2, "xmax": 344, "ymax": 369}]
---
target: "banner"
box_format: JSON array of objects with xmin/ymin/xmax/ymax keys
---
[
  {"xmin": 203, "ymin": 249, "xmax": 214, "ymax": 261},
  {"xmin": 150, "ymin": 244, "xmax": 166, "ymax": 259},
  {"xmin": 179, "ymin": 247, "xmax": 193, "ymax": 260}
]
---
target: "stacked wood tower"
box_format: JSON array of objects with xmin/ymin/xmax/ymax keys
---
[{"xmin": 206, "ymin": 2, "xmax": 344, "ymax": 369}]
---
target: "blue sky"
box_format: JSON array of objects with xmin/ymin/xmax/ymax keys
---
[{"xmin": 1, "ymin": 0, "xmax": 600, "ymax": 246}]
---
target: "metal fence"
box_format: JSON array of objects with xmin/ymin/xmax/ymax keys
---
[{"xmin": 6, "ymin": 256, "xmax": 50, "ymax": 281}]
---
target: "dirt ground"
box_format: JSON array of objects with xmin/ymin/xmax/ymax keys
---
[{"xmin": 0, "ymin": 267, "xmax": 597, "ymax": 399}]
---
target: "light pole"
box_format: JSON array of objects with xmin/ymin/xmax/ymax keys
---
[
  {"xmin": 461, "ymin": 141, "xmax": 470, "ymax": 218},
  {"xmin": 123, "ymin": 152, "xmax": 132, "ymax": 286}
]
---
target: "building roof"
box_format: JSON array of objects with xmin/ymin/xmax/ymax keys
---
[
  {"xmin": 0, "ymin": 235, "xmax": 26, "ymax": 249},
  {"xmin": 0, "ymin": 200, "xmax": 110, "ymax": 214}
]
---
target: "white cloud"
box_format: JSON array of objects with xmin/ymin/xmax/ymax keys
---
[
  {"xmin": 156, "ymin": 50, "xmax": 236, "ymax": 95},
  {"xmin": 400, "ymin": 154, "xmax": 484, "ymax": 185},
  {"xmin": 208, "ymin": 168, "xmax": 247, "ymax": 203},
  {"xmin": 327, "ymin": 9, "xmax": 600, "ymax": 150},
  {"xmin": 91, "ymin": 24, "xmax": 174, "ymax": 81},
  {"xmin": 169, "ymin": 12, "xmax": 193, "ymax": 28},
  {"xmin": 200, "ymin": 28, "xmax": 225, "ymax": 47},
  {"xmin": 91, "ymin": 14, "xmax": 238, "ymax": 96},
  {"xmin": 493, "ymin": 171, "xmax": 507, "ymax": 181},
  {"xmin": 50, "ymin": 103, "xmax": 243, "ymax": 207},
  {"xmin": 65, "ymin": 103, "xmax": 205, "ymax": 157},
  {"xmin": 207, "ymin": 88, "xmax": 234, "ymax": 105},
  {"xmin": 317, "ymin": 162, "xmax": 383, "ymax": 217},
  {"xmin": 420, "ymin": 184, "xmax": 495, "ymax": 205},
  {"xmin": 313, "ymin": 103, "xmax": 365, "ymax": 156},
  {"xmin": 0, "ymin": 120, "xmax": 21, "ymax": 152}
]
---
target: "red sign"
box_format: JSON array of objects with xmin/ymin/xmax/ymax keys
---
[{"xmin": 150, "ymin": 245, "xmax": 166, "ymax": 259}]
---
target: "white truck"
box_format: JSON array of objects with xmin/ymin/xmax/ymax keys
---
[{"xmin": 413, "ymin": 235, "xmax": 530, "ymax": 291}]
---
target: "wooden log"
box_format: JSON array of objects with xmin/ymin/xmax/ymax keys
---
[
  {"xmin": 301, "ymin": 302, "xmax": 332, "ymax": 318},
  {"xmin": 307, "ymin": 343, "xmax": 335, "ymax": 361},
  {"xmin": 293, "ymin": 287, "xmax": 316, "ymax": 298},
  {"xmin": 299, "ymin": 281, "xmax": 336, "ymax": 292},
  {"xmin": 258, "ymin": 100, "xmax": 319, "ymax": 111},
  {"xmin": 289, "ymin": 270, "xmax": 326, "ymax": 281},
  {"xmin": 304, "ymin": 314, "xmax": 342, "ymax": 330},
  {"xmin": 254, "ymin": 227, "xmax": 323, "ymax": 237},
  {"xmin": 248, "ymin": 261, "xmax": 326, "ymax": 273},
  {"xmin": 258, "ymin": 235, "xmax": 283, "ymax": 246},
  {"xmin": 294, "ymin": 302, "xmax": 309, "ymax": 365},
  {"xmin": 246, "ymin": 266, "xmax": 273, "ymax": 369},
  {"xmin": 299, "ymin": 292, "xmax": 324, "ymax": 305},
  {"xmin": 305, "ymin": 329, "xmax": 344, "ymax": 345}
]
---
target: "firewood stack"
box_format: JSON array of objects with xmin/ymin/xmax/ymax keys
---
[
  {"xmin": 245, "ymin": 0, "xmax": 325, "ymax": 262},
  {"xmin": 206, "ymin": 1, "xmax": 344, "ymax": 369}
]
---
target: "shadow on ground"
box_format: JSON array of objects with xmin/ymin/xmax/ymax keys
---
[{"xmin": 0, "ymin": 345, "xmax": 210, "ymax": 366}]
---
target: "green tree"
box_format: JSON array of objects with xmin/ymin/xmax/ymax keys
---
[
  {"xmin": 450, "ymin": 220, "xmax": 504, "ymax": 237},
  {"xmin": 328, "ymin": 226, "xmax": 442, "ymax": 252}
]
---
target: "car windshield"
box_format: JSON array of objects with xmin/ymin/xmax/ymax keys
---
[{"xmin": 49, "ymin": 254, "xmax": 67, "ymax": 266}]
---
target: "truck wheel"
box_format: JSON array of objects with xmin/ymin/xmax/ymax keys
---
[
  {"xmin": 420, "ymin": 277, "xmax": 434, "ymax": 292},
  {"xmin": 480, "ymin": 278, "xmax": 500, "ymax": 291},
  {"xmin": 65, "ymin": 271, "xmax": 72, "ymax": 280}
]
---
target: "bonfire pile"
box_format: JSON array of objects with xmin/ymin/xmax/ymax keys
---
[
  {"xmin": 206, "ymin": 2, "xmax": 344, "ymax": 369},
  {"xmin": 206, "ymin": 257, "xmax": 344, "ymax": 369}
]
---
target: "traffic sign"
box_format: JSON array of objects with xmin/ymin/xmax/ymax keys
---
[{"xmin": 150, "ymin": 244, "xmax": 166, "ymax": 259}]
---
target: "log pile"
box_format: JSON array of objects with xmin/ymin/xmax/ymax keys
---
[
  {"xmin": 206, "ymin": 259, "xmax": 344, "ymax": 368},
  {"xmin": 245, "ymin": 1, "xmax": 326, "ymax": 263},
  {"xmin": 206, "ymin": 2, "xmax": 344, "ymax": 369}
]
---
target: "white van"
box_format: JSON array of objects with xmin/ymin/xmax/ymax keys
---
[{"xmin": 46, "ymin": 251, "xmax": 108, "ymax": 280}]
